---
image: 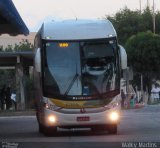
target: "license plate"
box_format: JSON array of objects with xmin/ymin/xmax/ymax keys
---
[{"xmin": 77, "ymin": 116, "xmax": 90, "ymax": 121}]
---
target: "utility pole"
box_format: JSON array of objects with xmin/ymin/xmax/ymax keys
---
[
  {"xmin": 147, "ymin": 0, "xmax": 150, "ymax": 8},
  {"xmin": 153, "ymin": 0, "xmax": 156, "ymax": 34},
  {"xmin": 140, "ymin": 0, "xmax": 142, "ymax": 13},
  {"xmin": 141, "ymin": 74, "xmax": 143, "ymax": 103}
]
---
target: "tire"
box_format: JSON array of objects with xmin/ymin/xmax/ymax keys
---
[
  {"xmin": 43, "ymin": 126, "xmax": 57, "ymax": 136},
  {"xmin": 38, "ymin": 122, "xmax": 57, "ymax": 136},
  {"xmin": 38, "ymin": 123, "xmax": 44, "ymax": 133},
  {"xmin": 108, "ymin": 124, "xmax": 117, "ymax": 134}
]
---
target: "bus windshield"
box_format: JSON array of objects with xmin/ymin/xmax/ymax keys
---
[{"xmin": 43, "ymin": 40, "xmax": 120, "ymax": 98}]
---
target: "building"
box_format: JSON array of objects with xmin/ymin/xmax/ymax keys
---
[{"xmin": 0, "ymin": 32, "xmax": 36, "ymax": 49}]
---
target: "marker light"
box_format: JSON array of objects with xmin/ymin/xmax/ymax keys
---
[
  {"xmin": 59, "ymin": 43, "xmax": 69, "ymax": 48},
  {"xmin": 109, "ymin": 111, "xmax": 119, "ymax": 122},
  {"xmin": 45, "ymin": 36, "xmax": 51, "ymax": 39},
  {"xmin": 44, "ymin": 103, "xmax": 56, "ymax": 111},
  {"xmin": 48, "ymin": 115, "xmax": 56, "ymax": 123}
]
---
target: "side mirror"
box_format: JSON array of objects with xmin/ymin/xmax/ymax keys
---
[
  {"xmin": 119, "ymin": 45, "xmax": 127, "ymax": 70},
  {"xmin": 35, "ymin": 48, "xmax": 41, "ymax": 72}
]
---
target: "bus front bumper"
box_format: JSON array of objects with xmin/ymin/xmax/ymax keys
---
[{"xmin": 42, "ymin": 108, "xmax": 121, "ymax": 128}]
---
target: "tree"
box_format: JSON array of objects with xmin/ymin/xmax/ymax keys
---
[
  {"xmin": 106, "ymin": 7, "xmax": 160, "ymax": 45},
  {"xmin": 0, "ymin": 39, "xmax": 33, "ymax": 52},
  {"xmin": 155, "ymin": 11, "xmax": 160, "ymax": 34},
  {"xmin": 5, "ymin": 45, "xmax": 14, "ymax": 52},
  {"xmin": 14, "ymin": 39, "xmax": 33, "ymax": 51},
  {"xmin": 125, "ymin": 31, "xmax": 160, "ymax": 91},
  {"xmin": 0, "ymin": 45, "xmax": 3, "ymax": 51},
  {"xmin": 107, "ymin": 7, "xmax": 142, "ymax": 45},
  {"xmin": 0, "ymin": 69, "xmax": 16, "ymax": 93},
  {"xmin": 141, "ymin": 7, "xmax": 153, "ymax": 32}
]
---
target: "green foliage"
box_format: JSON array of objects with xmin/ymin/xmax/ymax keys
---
[
  {"xmin": 155, "ymin": 11, "xmax": 160, "ymax": 34},
  {"xmin": 0, "ymin": 69, "xmax": 16, "ymax": 91},
  {"xmin": 125, "ymin": 31, "xmax": 160, "ymax": 90},
  {"xmin": 105, "ymin": 7, "xmax": 160, "ymax": 92},
  {"xmin": 0, "ymin": 45, "xmax": 3, "ymax": 51},
  {"xmin": 5, "ymin": 45, "xmax": 14, "ymax": 52},
  {"xmin": 106, "ymin": 7, "xmax": 159, "ymax": 45},
  {"xmin": 125, "ymin": 31, "xmax": 160, "ymax": 74},
  {"xmin": 141, "ymin": 8, "xmax": 153, "ymax": 32},
  {"xmin": 2, "ymin": 39, "xmax": 33, "ymax": 52},
  {"xmin": 14, "ymin": 39, "xmax": 33, "ymax": 51},
  {"xmin": 107, "ymin": 7, "xmax": 142, "ymax": 44}
]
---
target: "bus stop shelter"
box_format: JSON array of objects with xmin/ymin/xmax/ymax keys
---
[
  {"xmin": 0, "ymin": 0, "xmax": 29, "ymax": 36},
  {"xmin": 0, "ymin": 0, "xmax": 30, "ymax": 110}
]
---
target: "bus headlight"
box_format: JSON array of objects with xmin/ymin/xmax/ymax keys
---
[
  {"xmin": 44, "ymin": 103, "xmax": 56, "ymax": 111},
  {"xmin": 48, "ymin": 115, "xmax": 56, "ymax": 123},
  {"xmin": 109, "ymin": 111, "xmax": 119, "ymax": 122}
]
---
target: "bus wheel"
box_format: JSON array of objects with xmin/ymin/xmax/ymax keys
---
[
  {"xmin": 108, "ymin": 124, "xmax": 117, "ymax": 134},
  {"xmin": 43, "ymin": 126, "xmax": 57, "ymax": 136},
  {"xmin": 38, "ymin": 123, "xmax": 44, "ymax": 133}
]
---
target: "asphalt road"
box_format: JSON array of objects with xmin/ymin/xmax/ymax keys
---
[{"xmin": 0, "ymin": 105, "xmax": 160, "ymax": 148}]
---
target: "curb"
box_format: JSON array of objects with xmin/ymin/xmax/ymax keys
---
[
  {"xmin": 123, "ymin": 103, "xmax": 145, "ymax": 110},
  {"xmin": 0, "ymin": 110, "xmax": 36, "ymax": 116}
]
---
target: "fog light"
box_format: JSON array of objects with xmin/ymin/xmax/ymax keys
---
[
  {"xmin": 48, "ymin": 115, "xmax": 56, "ymax": 123},
  {"xmin": 109, "ymin": 111, "xmax": 119, "ymax": 121}
]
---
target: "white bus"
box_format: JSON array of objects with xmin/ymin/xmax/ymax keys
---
[{"xmin": 34, "ymin": 19, "xmax": 127, "ymax": 135}]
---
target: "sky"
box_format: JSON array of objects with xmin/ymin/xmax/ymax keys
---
[{"xmin": 12, "ymin": 0, "xmax": 160, "ymax": 32}]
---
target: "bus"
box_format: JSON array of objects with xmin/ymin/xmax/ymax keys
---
[{"xmin": 34, "ymin": 19, "xmax": 127, "ymax": 135}]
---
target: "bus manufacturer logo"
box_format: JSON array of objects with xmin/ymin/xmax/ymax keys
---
[{"xmin": 80, "ymin": 108, "xmax": 86, "ymax": 113}]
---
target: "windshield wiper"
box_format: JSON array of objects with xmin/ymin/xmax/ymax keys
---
[
  {"xmin": 64, "ymin": 73, "xmax": 79, "ymax": 95},
  {"xmin": 64, "ymin": 62, "xmax": 79, "ymax": 95}
]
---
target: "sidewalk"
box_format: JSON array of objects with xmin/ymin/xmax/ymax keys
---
[
  {"xmin": 123, "ymin": 102, "xmax": 145, "ymax": 110},
  {"xmin": 132, "ymin": 101, "xmax": 160, "ymax": 109},
  {"xmin": 0, "ymin": 110, "xmax": 36, "ymax": 116}
]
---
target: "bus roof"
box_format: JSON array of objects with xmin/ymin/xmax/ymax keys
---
[{"xmin": 39, "ymin": 19, "xmax": 117, "ymax": 40}]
